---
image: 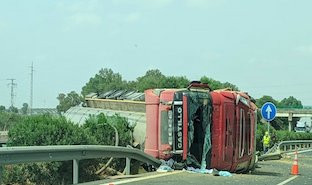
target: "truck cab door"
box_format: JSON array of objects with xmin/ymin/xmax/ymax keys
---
[{"xmin": 224, "ymin": 103, "xmax": 235, "ymax": 166}]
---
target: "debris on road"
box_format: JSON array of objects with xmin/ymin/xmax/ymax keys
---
[
  {"xmin": 218, "ymin": 171, "xmax": 232, "ymax": 177},
  {"xmin": 157, "ymin": 165, "xmax": 174, "ymax": 172},
  {"xmin": 157, "ymin": 159, "xmax": 175, "ymax": 172},
  {"xmin": 184, "ymin": 167, "xmax": 213, "ymax": 174}
]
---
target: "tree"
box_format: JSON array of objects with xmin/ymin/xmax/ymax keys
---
[
  {"xmin": 279, "ymin": 96, "xmax": 303, "ymax": 109},
  {"xmin": 125, "ymin": 80, "xmax": 138, "ymax": 90},
  {"xmin": 255, "ymin": 95, "xmax": 303, "ymax": 131},
  {"xmin": 56, "ymin": 91, "xmax": 83, "ymax": 114},
  {"xmin": 81, "ymin": 68, "xmax": 240, "ymax": 95},
  {"xmin": 0, "ymin": 105, "xmax": 5, "ymax": 112},
  {"xmin": 21, "ymin": 103, "xmax": 28, "ymax": 114},
  {"xmin": 135, "ymin": 70, "xmax": 192, "ymax": 91},
  {"xmin": 135, "ymin": 69, "xmax": 167, "ymax": 92},
  {"xmin": 256, "ymin": 95, "xmax": 303, "ymax": 109},
  {"xmin": 8, "ymin": 106, "xmax": 18, "ymax": 113},
  {"xmin": 82, "ymin": 68, "xmax": 126, "ymax": 96},
  {"xmin": 255, "ymin": 95, "xmax": 279, "ymax": 108},
  {"xmin": 163, "ymin": 76, "xmax": 190, "ymax": 89},
  {"xmin": 222, "ymin": 82, "xmax": 239, "ymax": 91},
  {"xmin": 200, "ymin": 76, "xmax": 239, "ymax": 91}
]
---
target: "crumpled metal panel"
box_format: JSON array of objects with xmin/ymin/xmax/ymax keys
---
[{"xmin": 64, "ymin": 106, "xmax": 146, "ymax": 145}]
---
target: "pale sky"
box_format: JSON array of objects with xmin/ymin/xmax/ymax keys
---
[{"xmin": 0, "ymin": 0, "xmax": 311, "ymax": 108}]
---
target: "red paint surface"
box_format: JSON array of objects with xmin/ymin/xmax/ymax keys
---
[
  {"xmin": 144, "ymin": 89, "xmax": 160, "ymax": 158},
  {"xmin": 144, "ymin": 88, "xmax": 257, "ymax": 173}
]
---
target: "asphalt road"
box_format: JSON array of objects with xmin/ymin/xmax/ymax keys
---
[
  {"xmin": 286, "ymin": 150, "xmax": 312, "ymax": 185},
  {"xmin": 81, "ymin": 150, "xmax": 312, "ymax": 185}
]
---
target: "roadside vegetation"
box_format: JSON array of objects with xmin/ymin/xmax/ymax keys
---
[
  {"xmin": 0, "ymin": 67, "xmax": 309, "ymax": 183},
  {"xmin": 55, "ymin": 68, "xmax": 304, "ymax": 114},
  {"xmin": 2, "ymin": 113, "xmax": 133, "ymax": 184},
  {"xmin": 256, "ymin": 123, "xmax": 312, "ymax": 151},
  {"xmin": 56, "ymin": 68, "xmax": 238, "ymax": 113},
  {"xmin": 0, "ymin": 111, "xmax": 23, "ymax": 131}
]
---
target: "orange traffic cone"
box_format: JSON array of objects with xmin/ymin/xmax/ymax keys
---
[{"xmin": 291, "ymin": 150, "xmax": 299, "ymax": 175}]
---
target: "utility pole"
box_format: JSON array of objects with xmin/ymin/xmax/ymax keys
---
[
  {"xmin": 7, "ymin": 78, "xmax": 17, "ymax": 108},
  {"xmin": 29, "ymin": 62, "xmax": 34, "ymax": 115}
]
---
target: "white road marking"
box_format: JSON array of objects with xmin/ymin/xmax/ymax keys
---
[
  {"xmin": 276, "ymin": 176, "xmax": 298, "ymax": 185},
  {"xmin": 101, "ymin": 171, "xmax": 184, "ymax": 185}
]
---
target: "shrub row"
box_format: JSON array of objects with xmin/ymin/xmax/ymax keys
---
[
  {"xmin": 256, "ymin": 123, "xmax": 312, "ymax": 151},
  {"xmin": 3, "ymin": 113, "xmax": 133, "ymax": 185},
  {"xmin": 275, "ymin": 130, "xmax": 312, "ymax": 141},
  {"xmin": 0, "ymin": 112, "xmax": 23, "ymax": 130}
]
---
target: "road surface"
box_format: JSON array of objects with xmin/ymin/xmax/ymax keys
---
[{"xmin": 81, "ymin": 150, "xmax": 312, "ymax": 185}]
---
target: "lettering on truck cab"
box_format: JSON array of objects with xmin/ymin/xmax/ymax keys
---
[{"xmin": 174, "ymin": 101, "xmax": 183, "ymax": 153}]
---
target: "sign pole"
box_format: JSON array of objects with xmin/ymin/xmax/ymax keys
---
[
  {"xmin": 261, "ymin": 102, "xmax": 276, "ymax": 134},
  {"xmin": 268, "ymin": 121, "xmax": 270, "ymax": 133}
]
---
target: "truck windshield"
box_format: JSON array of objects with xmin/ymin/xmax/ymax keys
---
[{"xmin": 185, "ymin": 91, "xmax": 213, "ymax": 169}]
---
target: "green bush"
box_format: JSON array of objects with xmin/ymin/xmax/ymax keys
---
[
  {"xmin": 83, "ymin": 113, "xmax": 132, "ymax": 146},
  {"xmin": 275, "ymin": 130, "xmax": 312, "ymax": 141},
  {"xmin": 8, "ymin": 114, "xmax": 96, "ymax": 146},
  {"xmin": 256, "ymin": 122, "xmax": 312, "ymax": 151},
  {"xmin": 83, "ymin": 113, "xmax": 134, "ymax": 172},
  {"xmin": 0, "ymin": 111, "xmax": 23, "ymax": 130},
  {"xmin": 4, "ymin": 114, "xmax": 98, "ymax": 185},
  {"xmin": 256, "ymin": 123, "xmax": 266, "ymax": 151},
  {"xmin": 3, "ymin": 113, "xmax": 134, "ymax": 184}
]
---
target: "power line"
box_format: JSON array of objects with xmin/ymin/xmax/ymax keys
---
[
  {"xmin": 29, "ymin": 62, "xmax": 34, "ymax": 115},
  {"xmin": 7, "ymin": 78, "xmax": 17, "ymax": 107}
]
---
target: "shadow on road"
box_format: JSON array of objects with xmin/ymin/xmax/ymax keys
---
[
  {"xmin": 256, "ymin": 161, "xmax": 281, "ymax": 165},
  {"xmin": 250, "ymin": 170, "xmax": 283, "ymax": 177}
]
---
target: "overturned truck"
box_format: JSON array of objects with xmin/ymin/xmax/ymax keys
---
[{"xmin": 72, "ymin": 82, "xmax": 257, "ymax": 172}]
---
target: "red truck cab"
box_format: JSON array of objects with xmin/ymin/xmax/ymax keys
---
[
  {"xmin": 144, "ymin": 82, "xmax": 257, "ymax": 172},
  {"xmin": 210, "ymin": 90, "xmax": 257, "ymax": 172}
]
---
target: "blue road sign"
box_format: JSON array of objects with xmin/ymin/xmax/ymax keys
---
[{"xmin": 261, "ymin": 102, "xmax": 277, "ymax": 122}]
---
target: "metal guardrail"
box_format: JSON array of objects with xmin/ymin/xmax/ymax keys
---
[
  {"xmin": 0, "ymin": 145, "xmax": 161, "ymax": 184},
  {"xmin": 259, "ymin": 140, "xmax": 312, "ymax": 161},
  {"xmin": 277, "ymin": 140, "xmax": 312, "ymax": 153}
]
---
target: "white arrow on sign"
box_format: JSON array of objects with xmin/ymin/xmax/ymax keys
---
[{"xmin": 266, "ymin": 105, "xmax": 272, "ymax": 119}]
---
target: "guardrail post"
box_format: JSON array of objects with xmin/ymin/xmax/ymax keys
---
[
  {"xmin": 73, "ymin": 159, "xmax": 79, "ymax": 184},
  {"xmin": 125, "ymin": 157, "xmax": 131, "ymax": 175},
  {"xmin": 0, "ymin": 165, "xmax": 3, "ymax": 184}
]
